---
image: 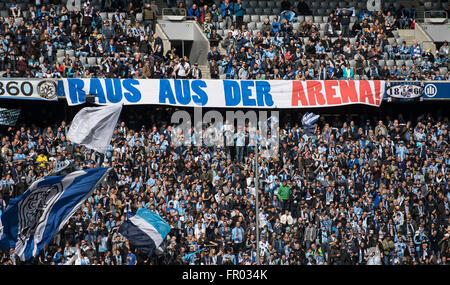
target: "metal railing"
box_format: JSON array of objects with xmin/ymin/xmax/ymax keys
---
[
  {"xmin": 424, "ymin": 10, "xmax": 448, "ymax": 24},
  {"xmin": 161, "ymin": 8, "xmax": 186, "ymax": 20}
]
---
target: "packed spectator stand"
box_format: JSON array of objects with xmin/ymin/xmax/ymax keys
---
[
  {"xmin": 0, "ymin": 0, "xmax": 449, "ymax": 266},
  {"xmin": 0, "ymin": 0, "xmax": 447, "ymax": 80},
  {"xmin": 0, "ymin": 102, "xmax": 449, "ymax": 265}
]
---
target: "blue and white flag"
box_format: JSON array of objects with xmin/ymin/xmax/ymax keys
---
[
  {"xmin": 0, "ymin": 108, "xmax": 21, "ymax": 126},
  {"xmin": 0, "ymin": 167, "xmax": 110, "ymax": 261},
  {"xmin": 119, "ymin": 207, "xmax": 171, "ymax": 257},
  {"xmin": 302, "ymin": 112, "xmax": 320, "ymax": 136}
]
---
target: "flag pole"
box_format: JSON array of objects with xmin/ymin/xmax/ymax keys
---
[{"xmin": 255, "ymin": 141, "xmax": 260, "ymax": 265}]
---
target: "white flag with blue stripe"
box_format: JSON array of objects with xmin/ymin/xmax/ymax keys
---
[
  {"xmin": 0, "ymin": 167, "xmax": 110, "ymax": 261},
  {"xmin": 119, "ymin": 207, "xmax": 171, "ymax": 257}
]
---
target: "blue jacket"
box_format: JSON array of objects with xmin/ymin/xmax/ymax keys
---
[
  {"xmin": 221, "ymin": 3, "xmax": 233, "ymax": 18},
  {"xmin": 234, "ymin": 3, "xmax": 246, "ymax": 17},
  {"xmin": 188, "ymin": 7, "xmax": 200, "ymax": 18}
]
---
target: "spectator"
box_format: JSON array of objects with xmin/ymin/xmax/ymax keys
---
[
  {"xmin": 234, "ymin": 0, "xmax": 246, "ymax": 32},
  {"xmin": 143, "ymin": 3, "xmax": 156, "ymax": 36},
  {"xmin": 188, "ymin": 3, "xmax": 200, "ymax": 21},
  {"xmin": 340, "ymin": 9, "xmax": 350, "ymax": 38},
  {"xmin": 221, "ymin": 0, "xmax": 233, "ymax": 29},
  {"xmin": 410, "ymin": 41, "xmax": 422, "ymax": 60}
]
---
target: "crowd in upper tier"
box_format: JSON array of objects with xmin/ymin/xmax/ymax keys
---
[{"xmin": 0, "ymin": 0, "xmax": 447, "ymax": 80}]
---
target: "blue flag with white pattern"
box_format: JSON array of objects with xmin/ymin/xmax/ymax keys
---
[
  {"xmin": 301, "ymin": 112, "xmax": 320, "ymax": 136},
  {"xmin": 119, "ymin": 207, "xmax": 171, "ymax": 257},
  {"xmin": 0, "ymin": 167, "xmax": 110, "ymax": 261}
]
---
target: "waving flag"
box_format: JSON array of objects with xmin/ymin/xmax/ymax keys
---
[
  {"xmin": 183, "ymin": 247, "xmax": 207, "ymax": 262},
  {"xmin": 0, "ymin": 168, "xmax": 110, "ymax": 261},
  {"xmin": 67, "ymin": 104, "xmax": 122, "ymax": 154},
  {"xmin": 0, "ymin": 108, "xmax": 21, "ymax": 126},
  {"xmin": 302, "ymin": 112, "xmax": 320, "ymax": 136},
  {"xmin": 119, "ymin": 207, "xmax": 171, "ymax": 257}
]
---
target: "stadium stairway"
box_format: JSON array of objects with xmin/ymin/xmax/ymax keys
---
[{"xmin": 199, "ymin": 64, "xmax": 211, "ymax": 79}]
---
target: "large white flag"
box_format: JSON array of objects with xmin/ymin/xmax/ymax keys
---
[{"xmin": 67, "ymin": 104, "xmax": 122, "ymax": 153}]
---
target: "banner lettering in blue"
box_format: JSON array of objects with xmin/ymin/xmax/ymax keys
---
[
  {"xmin": 69, "ymin": 79, "xmax": 141, "ymax": 104},
  {"xmin": 159, "ymin": 79, "xmax": 208, "ymax": 106},
  {"xmin": 224, "ymin": 80, "xmax": 274, "ymax": 107}
]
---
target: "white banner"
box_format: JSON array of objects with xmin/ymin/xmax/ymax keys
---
[
  {"xmin": 0, "ymin": 79, "xmax": 58, "ymax": 101},
  {"xmin": 62, "ymin": 79, "xmax": 385, "ymax": 108}
]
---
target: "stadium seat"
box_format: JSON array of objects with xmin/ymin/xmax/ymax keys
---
[
  {"xmin": 329, "ymin": 1, "xmax": 338, "ymax": 8},
  {"xmin": 314, "ymin": 16, "xmax": 323, "ymax": 23},
  {"xmin": 269, "ymin": 15, "xmax": 278, "ymax": 22},
  {"xmin": 56, "ymin": 49, "xmax": 65, "ymax": 58},
  {"xmin": 66, "ymin": 50, "xmax": 75, "ymax": 57},
  {"xmin": 87, "ymin": 57, "xmax": 97, "ymax": 66},
  {"xmin": 316, "ymin": 9, "xmax": 326, "ymax": 16},
  {"xmin": 386, "ymin": 60, "xmax": 395, "ymax": 67},
  {"xmin": 254, "ymin": 8, "xmax": 263, "ymax": 15},
  {"xmin": 396, "ymin": 60, "xmax": 405, "ymax": 67},
  {"xmin": 263, "ymin": 8, "xmax": 272, "ymax": 15},
  {"xmin": 320, "ymin": 2, "xmax": 329, "ymax": 9},
  {"xmin": 251, "ymin": 15, "xmax": 260, "ymax": 22},
  {"xmin": 136, "ymin": 13, "xmax": 143, "ymax": 22},
  {"xmin": 249, "ymin": 0, "xmax": 257, "ymax": 8}
]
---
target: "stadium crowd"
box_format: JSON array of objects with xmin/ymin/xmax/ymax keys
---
[
  {"xmin": 0, "ymin": 107, "xmax": 448, "ymax": 265},
  {"xmin": 0, "ymin": 0, "xmax": 448, "ymax": 80}
]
